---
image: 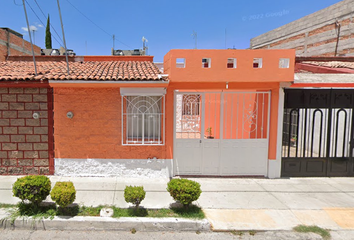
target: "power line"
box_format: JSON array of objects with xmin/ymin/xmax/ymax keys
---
[
  {"xmin": 13, "ymin": 0, "xmax": 22, "ymax": 6},
  {"xmin": 65, "ymin": 0, "xmax": 132, "ymax": 49},
  {"xmin": 24, "ymin": 0, "xmax": 64, "ymax": 47},
  {"xmin": 33, "ymin": 0, "xmax": 65, "ymax": 47}
]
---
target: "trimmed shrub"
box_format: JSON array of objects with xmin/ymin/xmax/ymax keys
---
[
  {"xmin": 124, "ymin": 186, "xmax": 146, "ymax": 211},
  {"xmin": 12, "ymin": 175, "xmax": 51, "ymax": 205},
  {"xmin": 50, "ymin": 181, "xmax": 76, "ymax": 208},
  {"xmin": 167, "ymin": 179, "xmax": 202, "ymax": 208}
]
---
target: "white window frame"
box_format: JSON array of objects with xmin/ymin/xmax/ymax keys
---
[
  {"xmin": 279, "ymin": 58, "xmax": 290, "ymax": 68},
  {"xmin": 227, "ymin": 58, "xmax": 237, "ymax": 68},
  {"xmin": 121, "ymin": 88, "xmax": 165, "ymax": 145},
  {"xmin": 202, "ymin": 58, "xmax": 211, "ymax": 68}
]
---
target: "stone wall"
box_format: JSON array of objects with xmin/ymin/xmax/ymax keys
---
[
  {"xmin": 250, "ymin": 0, "xmax": 354, "ymax": 57},
  {"xmin": 0, "ymin": 87, "xmax": 52, "ymax": 175}
]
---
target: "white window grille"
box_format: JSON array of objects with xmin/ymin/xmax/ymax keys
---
[
  {"xmin": 202, "ymin": 58, "xmax": 211, "ymax": 68},
  {"xmin": 227, "ymin": 58, "xmax": 237, "ymax": 68},
  {"xmin": 176, "ymin": 58, "xmax": 186, "ymax": 68},
  {"xmin": 253, "ymin": 58, "xmax": 262, "ymax": 68},
  {"xmin": 279, "ymin": 58, "xmax": 290, "ymax": 68},
  {"xmin": 122, "ymin": 95, "xmax": 165, "ymax": 145}
]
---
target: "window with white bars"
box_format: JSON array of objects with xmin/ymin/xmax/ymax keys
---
[{"xmin": 122, "ymin": 95, "xmax": 165, "ymax": 145}]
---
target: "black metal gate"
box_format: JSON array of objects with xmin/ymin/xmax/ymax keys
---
[{"xmin": 281, "ymin": 89, "xmax": 354, "ymax": 177}]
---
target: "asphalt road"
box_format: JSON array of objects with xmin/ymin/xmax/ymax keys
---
[{"xmin": 0, "ymin": 230, "xmax": 328, "ymax": 240}]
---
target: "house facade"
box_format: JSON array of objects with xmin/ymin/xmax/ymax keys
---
[{"xmin": 0, "ymin": 49, "xmax": 295, "ymax": 178}]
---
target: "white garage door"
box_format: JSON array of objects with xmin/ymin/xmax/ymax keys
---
[{"xmin": 174, "ymin": 91, "xmax": 270, "ymax": 176}]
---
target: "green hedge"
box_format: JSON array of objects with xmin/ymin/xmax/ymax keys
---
[
  {"xmin": 124, "ymin": 185, "xmax": 146, "ymax": 210},
  {"xmin": 12, "ymin": 175, "xmax": 51, "ymax": 205},
  {"xmin": 167, "ymin": 179, "xmax": 201, "ymax": 208},
  {"xmin": 50, "ymin": 181, "xmax": 76, "ymax": 208}
]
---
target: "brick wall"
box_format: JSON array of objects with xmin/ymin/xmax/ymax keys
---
[
  {"xmin": 0, "ymin": 87, "xmax": 52, "ymax": 175},
  {"xmin": 250, "ymin": 0, "xmax": 354, "ymax": 57},
  {"xmin": 53, "ymin": 88, "xmax": 169, "ymax": 160},
  {"xmin": 0, "ymin": 28, "xmax": 41, "ymax": 61}
]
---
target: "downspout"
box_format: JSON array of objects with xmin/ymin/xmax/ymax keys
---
[{"xmin": 334, "ymin": 20, "xmax": 341, "ymax": 57}]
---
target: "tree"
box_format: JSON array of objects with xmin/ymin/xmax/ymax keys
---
[{"xmin": 45, "ymin": 14, "xmax": 52, "ymax": 49}]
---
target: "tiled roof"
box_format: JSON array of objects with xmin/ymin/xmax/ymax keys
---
[
  {"xmin": 0, "ymin": 60, "xmax": 163, "ymax": 81},
  {"xmin": 303, "ymin": 61, "xmax": 354, "ymax": 69}
]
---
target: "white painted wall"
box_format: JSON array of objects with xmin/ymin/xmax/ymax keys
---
[{"xmin": 55, "ymin": 158, "xmax": 173, "ymax": 178}]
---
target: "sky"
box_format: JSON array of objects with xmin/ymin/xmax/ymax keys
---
[{"xmin": 1, "ymin": 0, "xmax": 342, "ymax": 62}]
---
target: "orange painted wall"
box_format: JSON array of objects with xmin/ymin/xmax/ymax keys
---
[
  {"xmin": 53, "ymin": 83, "xmax": 278, "ymax": 161},
  {"xmin": 164, "ymin": 49, "xmax": 295, "ymax": 83},
  {"xmin": 53, "ymin": 87, "xmax": 173, "ymax": 160},
  {"xmin": 168, "ymin": 82, "xmax": 280, "ymax": 160}
]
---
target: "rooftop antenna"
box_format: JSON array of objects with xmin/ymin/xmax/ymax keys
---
[
  {"xmin": 192, "ymin": 31, "xmax": 197, "ymax": 49},
  {"xmin": 57, "ymin": 0, "xmax": 70, "ymax": 75},
  {"xmin": 22, "ymin": 0, "xmax": 37, "ymax": 76},
  {"xmin": 113, "ymin": 34, "xmax": 115, "ymax": 50},
  {"xmin": 225, "ymin": 28, "xmax": 227, "ymax": 49},
  {"xmin": 142, "ymin": 36, "xmax": 148, "ymax": 55},
  {"xmin": 32, "ymin": 29, "xmax": 37, "ymax": 44}
]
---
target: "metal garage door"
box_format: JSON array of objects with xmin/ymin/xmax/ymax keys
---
[
  {"xmin": 282, "ymin": 89, "xmax": 354, "ymax": 177},
  {"xmin": 174, "ymin": 91, "xmax": 270, "ymax": 176}
]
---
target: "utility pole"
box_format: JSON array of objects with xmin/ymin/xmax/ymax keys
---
[
  {"xmin": 57, "ymin": 0, "xmax": 70, "ymax": 75},
  {"xmin": 22, "ymin": 0, "xmax": 37, "ymax": 76}
]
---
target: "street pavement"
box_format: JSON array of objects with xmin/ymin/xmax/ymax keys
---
[{"xmin": 1, "ymin": 176, "xmax": 354, "ymax": 234}]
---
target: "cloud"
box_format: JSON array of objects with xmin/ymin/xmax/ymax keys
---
[
  {"xmin": 21, "ymin": 25, "xmax": 38, "ymax": 32},
  {"xmin": 38, "ymin": 24, "xmax": 43, "ymax": 28}
]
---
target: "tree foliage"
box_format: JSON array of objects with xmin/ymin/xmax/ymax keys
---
[{"xmin": 45, "ymin": 14, "xmax": 52, "ymax": 49}]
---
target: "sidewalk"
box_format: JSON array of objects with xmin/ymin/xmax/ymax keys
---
[{"xmin": 2, "ymin": 176, "xmax": 354, "ymax": 232}]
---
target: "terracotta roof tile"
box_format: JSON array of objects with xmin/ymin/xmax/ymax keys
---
[
  {"xmin": 303, "ymin": 61, "xmax": 354, "ymax": 69},
  {"xmin": 0, "ymin": 60, "xmax": 163, "ymax": 81}
]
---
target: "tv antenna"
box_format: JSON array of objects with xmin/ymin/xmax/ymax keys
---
[
  {"xmin": 142, "ymin": 36, "xmax": 148, "ymax": 55},
  {"xmin": 192, "ymin": 31, "xmax": 197, "ymax": 49}
]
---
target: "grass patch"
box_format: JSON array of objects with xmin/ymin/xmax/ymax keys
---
[
  {"xmin": 293, "ymin": 225, "xmax": 331, "ymax": 239},
  {"xmin": 115, "ymin": 205, "xmax": 204, "ymax": 219},
  {"xmin": 1, "ymin": 203, "xmax": 204, "ymax": 220},
  {"xmin": 112, "ymin": 205, "xmax": 204, "ymax": 219},
  {"xmin": 0, "ymin": 203, "xmax": 16, "ymax": 209}
]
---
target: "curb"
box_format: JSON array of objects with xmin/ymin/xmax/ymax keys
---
[{"xmin": 1, "ymin": 216, "xmax": 211, "ymax": 232}]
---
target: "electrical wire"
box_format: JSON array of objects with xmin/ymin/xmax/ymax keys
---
[
  {"xmin": 65, "ymin": 0, "xmax": 132, "ymax": 49},
  {"xmin": 13, "ymin": 0, "xmax": 22, "ymax": 6},
  {"xmin": 33, "ymin": 0, "xmax": 65, "ymax": 47},
  {"xmin": 24, "ymin": 0, "xmax": 64, "ymax": 47}
]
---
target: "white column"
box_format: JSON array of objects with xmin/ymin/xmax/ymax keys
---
[{"xmin": 268, "ymin": 87, "xmax": 285, "ymax": 178}]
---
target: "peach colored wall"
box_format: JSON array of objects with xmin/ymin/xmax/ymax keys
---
[
  {"xmin": 164, "ymin": 49, "xmax": 295, "ymax": 83},
  {"xmin": 53, "ymin": 87, "xmax": 173, "ymax": 160}
]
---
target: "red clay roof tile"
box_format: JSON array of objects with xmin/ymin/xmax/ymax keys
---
[{"xmin": 0, "ymin": 60, "xmax": 163, "ymax": 81}]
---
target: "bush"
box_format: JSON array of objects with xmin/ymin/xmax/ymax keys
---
[
  {"xmin": 124, "ymin": 186, "xmax": 146, "ymax": 211},
  {"xmin": 12, "ymin": 175, "xmax": 51, "ymax": 205},
  {"xmin": 167, "ymin": 179, "xmax": 201, "ymax": 208},
  {"xmin": 50, "ymin": 181, "xmax": 76, "ymax": 208}
]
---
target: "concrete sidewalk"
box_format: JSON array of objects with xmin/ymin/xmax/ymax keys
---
[{"xmin": 1, "ymin": 176, "xmax": 354, "ymax": 232}]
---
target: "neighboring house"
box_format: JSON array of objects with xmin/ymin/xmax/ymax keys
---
[
  {"xmin": 250, "ymin": 0, "xmax": 354, "ymax": 57},
  {"xmin": 0, "ymin": 28, "xmax": 41, "ymax": 61},
  {"xmin": 0, "ymin": 49, "xmax": 295, "ymax": 178},
  {"xmin": 281, "ymin": 57, "xmax": 354, "ymax": 177}
]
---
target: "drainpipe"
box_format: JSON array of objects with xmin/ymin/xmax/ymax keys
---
[{"xmin": 334, "ymin": 20, "xmax": 341, "ymax": 57}]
